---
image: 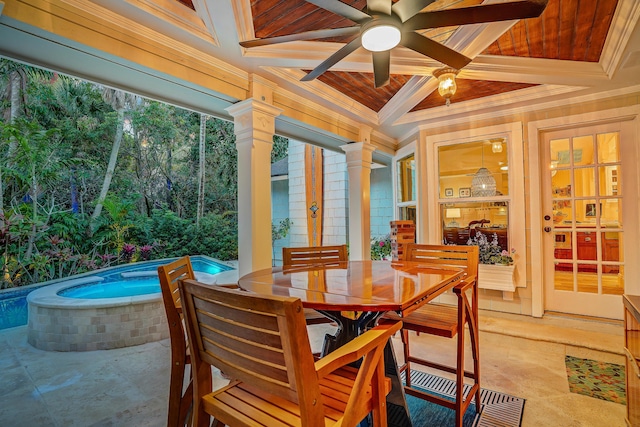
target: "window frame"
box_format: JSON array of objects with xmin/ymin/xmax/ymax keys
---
[{"xmin": 424, "ymin": 123, "xmax": 526, "ymax": 291}]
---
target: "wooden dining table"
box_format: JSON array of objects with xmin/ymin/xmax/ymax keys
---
[{"xmin": 238, "ymin": 260, "xmax": 465, "ymax": 427}]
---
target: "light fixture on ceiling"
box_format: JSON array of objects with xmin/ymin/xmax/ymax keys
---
[
  {"xmin": 471, "ymin": 144, "xmax": 496, "ymax": 197},
  {"xmin": 361, "ymin": 17, "xmax": 402, "ymax": 52},
  {"xmin": 491, "ymin": 139, "xmax": 503, "ymax": 153},
  {"xmin": 550, "ymin": 159, "xmax": 559, "ymax": 176},
  {"xmin": 433, "ymin": 67, "xmax": 459, "ymax": 107}
]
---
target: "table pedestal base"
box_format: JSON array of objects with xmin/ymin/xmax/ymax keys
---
[{"xmin": 319, "ymin": 311, "xmax": 413, "ymax": 427}]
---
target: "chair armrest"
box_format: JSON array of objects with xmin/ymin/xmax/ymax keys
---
[
  {"xmin": 314, "ymin": 322, "xmax": 402, "ymax": 378},
  {"xmin": 453, "ymin": 275, "xmax": 476, "ymax": 295}
]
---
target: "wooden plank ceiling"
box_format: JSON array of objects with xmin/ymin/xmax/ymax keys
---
[{"xmin": 181, "ymin": 0, "xmax": 619, "ymax": 113}]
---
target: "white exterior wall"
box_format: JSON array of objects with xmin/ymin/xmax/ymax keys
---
[
  {"xmin": 322, "ymin": 150, "xmax": 348, "ymax": 245},
  {"xmin": 287, "ymin": 140, "xmax": 308, "ymax": 247},
  {"xmin": 370, "ymin": 166, "xmax": 393, "ymax": 239},
  {"xmin": 286, "ymin": 139, "xmax": 393, "ymax": 254},
  {"xmin": 271, "ymin": 178, "xmax": 290, "ymax": 266}
]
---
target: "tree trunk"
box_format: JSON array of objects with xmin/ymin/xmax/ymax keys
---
[
  {"xmin": 25, "ymin": 164, "xmax": 38, "ymax": 259},
  {"xmin": 196, "ymin": 114, "xmax": 207, "ymax": 227},
  {"xmin": 90, "ymin": 107, "xmax": 124, "ymax": 230},
  {"xmin": 6, "ymin": 70, "xmax": 21, "ymax": 159}
]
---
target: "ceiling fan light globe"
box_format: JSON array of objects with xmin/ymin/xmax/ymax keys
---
[{"xmin": 361, "ymin": 25, "xmax": 401, "ymax": 52}]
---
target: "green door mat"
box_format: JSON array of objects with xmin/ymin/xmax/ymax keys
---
[{"xmin": 565, "ymin": 355, "xmax": 626, "ymax": 404}]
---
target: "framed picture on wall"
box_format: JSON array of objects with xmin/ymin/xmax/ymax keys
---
[
  {"xmin": 444, "ymin": 188, "xmax": 454, "ymax": 197},
  {"xmin": 585, "ymin": 203, "xmax": 601, "ymax": 217},
  {"xmin": 459, "ymin": 188, "xmax": 471, "ymax": 198}
]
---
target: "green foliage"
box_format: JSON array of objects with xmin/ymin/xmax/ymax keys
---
[
  {"xmin": 272, "ymin": 218, "xmax": 291, "ymax": 243},
  {"xmin": 147, "ymin": 209, "xmax": 238, "ymax": 260},
  {"xmin": 371, "ymin": 234, "xmax": 392, "ymax": 260},
  {"xmin": 0, "ymin": 58, "xmax": 294, "ymax": 288}
]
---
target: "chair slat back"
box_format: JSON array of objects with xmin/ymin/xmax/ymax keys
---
[
  {"xmin": 180, "ymin": 279, "xmax": 322, "ymax": 417},
  {"xmin": 403, "ymin": 244, "xmax": 479, "ymax": 281},
  {"xmin": 282, "ymin": 244, "xmax": 348, "ymax": 266},
  {"xmin": 158, "ymin": 256, "xmax": 195, "ymax": 314}
]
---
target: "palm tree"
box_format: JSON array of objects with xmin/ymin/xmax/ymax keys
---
[
  {"xmin": 196, "ymin": 114, "xmax": 207, "ymax": 227},
  {"xmin": 90, "ymin": 87, "xmax": 136, "ymax": 231}
]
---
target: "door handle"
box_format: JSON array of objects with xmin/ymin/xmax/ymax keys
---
[{"xmin": 544, "ymin": 227, "xmax": 551, "ymax": 233}]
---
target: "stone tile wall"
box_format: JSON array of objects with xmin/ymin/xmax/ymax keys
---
[{"xmin": 27, "ymin": 300, "xmax": 169, "ymax": 352}]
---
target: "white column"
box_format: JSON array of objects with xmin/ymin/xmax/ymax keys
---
[
  {"xmin": 341, "ymin": 132, "xmax": 376, "ymax": 260},
  {"xmin": 226, "ymin": 99, "xmax": 282, "ymax": 277}
]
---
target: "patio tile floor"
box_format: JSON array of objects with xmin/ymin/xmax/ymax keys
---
[{"xmin": 0, "ymin": 310, "xmax": 626, "ymax": 426}]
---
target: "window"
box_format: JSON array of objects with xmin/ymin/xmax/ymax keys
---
[
  {"xmin": 438, "ymin": 138, "xmax": 512, "ymax": 251},
  {"xmin": 396, "ymin": 153, "xmax": 416, "ymax": 222}
]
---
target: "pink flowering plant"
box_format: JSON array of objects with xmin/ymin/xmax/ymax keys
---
[
  {"xmin": 371, "ymin": 234, "xmax": 392, "ymax": 260},
  {"xmin": 467, "ymin": 231, "xmax": 515, "ymax": 265}
]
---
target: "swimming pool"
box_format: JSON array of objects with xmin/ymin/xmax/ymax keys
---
[
  {"xmin": 0, "ymin": 255, "xmax": 234, "ymax": 332},
  {"xmin": 57, "ymin": 258, "xmax": 230, "ymax": 299},
  {"xmin": 24, "ymin": 255, "xmax": 237, "ymax": 351}
]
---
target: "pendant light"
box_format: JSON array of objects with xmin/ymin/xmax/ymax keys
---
[
  {"xmin": 471, "ymin": 144, "xmax": 496, "ymax": 197},
  {"xmin": 433, "ymin": 67, "xmax": 458, "ymax": 107}
]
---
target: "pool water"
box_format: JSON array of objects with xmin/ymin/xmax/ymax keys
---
[
  {"xmin": 59, "ymin": 277, "xmax": 162, "ymax": 299},
  {"xmin": 0, "ymin": 286, "xmax": 45, "ymax": 330},
  {"xmin": 0, "ymin": 256, "xmax": 233, "ymax": 330}
]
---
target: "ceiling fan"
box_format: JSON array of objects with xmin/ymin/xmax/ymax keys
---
[{"xmin": 240, "ymin": 0, "xmax": 549, "ymax": 88}]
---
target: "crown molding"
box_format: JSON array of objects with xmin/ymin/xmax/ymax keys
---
[{"xmin": 600, "ymin": 0, "xmax": 640, "ymax": 77}]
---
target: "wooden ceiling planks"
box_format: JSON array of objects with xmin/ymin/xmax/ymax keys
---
[
  {"xmin": 199, "ymin": 0, "xmax": 616, "ymax": 114},
  {"xmin": 482, "ymin": 0, "xmax": 617, "ymax": 62},
  {"xmin": 315, "ymin": 71, "xmax": 412, "ymax": 112},
  {"xmin": 252, "ymin": 0, "xmax": 366, "ymax": 39},
  {"xmin": 410, "ymin": 79, "xmax": 537, "ymax": 111}
]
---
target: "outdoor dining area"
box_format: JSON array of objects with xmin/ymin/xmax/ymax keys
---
[{"xmin": 158, "ymin": 244, "xmax": 480, "ymax": 427}]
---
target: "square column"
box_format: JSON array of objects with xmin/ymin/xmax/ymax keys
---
[
  {"xmin": 341, "ymin": 141, "xmax": 376, "ymax": 260},
  {"xmin": 226, "ymin": 99, "xmax": 282, "ymax": 276}
]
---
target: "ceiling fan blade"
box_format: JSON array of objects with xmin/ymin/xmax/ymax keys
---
[
  {"xmin": 392, "ymin": 0, "xmax": 437, "ymax": 22},
  {"xmin": 367, "ymin": 0, "xmax": 391, "ymax": 15},
  {"xmin": 305, "ymin": 0, "xmax": 371, "ymax": 24},
  {"xmin": 301, "ymin": 38, "xmax": 363, "ymax": 82},
  {"xmin": 405, "ymin": 0, "xmax": 549, "ymax": 31},
  {"xmin": 240, "ymin": 27, "xmax": 360, "ymax": 48},
  {"xmin": 401, "ymin": 32, "xmax": 471, "ymax": 70},
  {"xmin": 372, "ymin": 51, "xmax": 390, "ymax": 88}
]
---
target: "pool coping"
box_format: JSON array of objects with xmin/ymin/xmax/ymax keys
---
[{"xmin": 25, "ymin": 256, "xmax": 234, "ymax": 309}]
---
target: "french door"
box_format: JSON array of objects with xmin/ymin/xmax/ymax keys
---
[{"xmin": 542, "ymin": 121, "xmax": 637, "ymax": 320}]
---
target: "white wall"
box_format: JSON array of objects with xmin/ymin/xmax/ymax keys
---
[{"xmin": 286, "ymin": 139, "xmax": 393, "ymax": 255}]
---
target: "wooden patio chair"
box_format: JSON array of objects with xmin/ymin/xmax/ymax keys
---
[
  {"xmin": 282, "ymin": 245, "xmax": 348, "ymax": 325},
  {"xmin": 380, "ymin": 244, "xmax": 481, "ymax": 427},
  {"xmin": 158, "ymin": 256, "xmax": 196, "ymax": 427},
  {"xmin": 179, "ymin": 278, "xmax": 401, "ymax": 427},
  {"xmin": 282, "ymin": 244, "xmax": 347, "ymax": 267}
]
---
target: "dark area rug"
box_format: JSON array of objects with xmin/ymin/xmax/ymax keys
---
[
  {"xmin": 398, "ymin": 371, "xmax": 525, "ymax": 427},
  {"xmin": 565, "ymin": 355, "xmax": 626, "ymax": 405}
]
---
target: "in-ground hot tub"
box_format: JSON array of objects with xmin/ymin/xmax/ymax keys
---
[{"xmin": 27, "ymin": 256, "xmax": 237, "ymax": 352}]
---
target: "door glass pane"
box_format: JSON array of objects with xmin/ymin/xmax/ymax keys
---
[
  {"xmin": 601, "ymin": 231, "xmax": 621, "ymax": 262},
  {"xmin": 551, "ymin": 169, "xmax": 571, "ymax": 199},
  {"xmin": 553, "ymin": 199, "xmax": 572, "ymax": 224},
  {"xmin": 597, "ymin": 132, "xmax": 620, "ymax": 163},
  {"xmin": 574, "ymin": 168, "xmax": 596, "ymax": 197},
  {"xmin": 599, "ymin": 165, "xmax": 620, "ymax": 196},
  {"xmin": 554, "ymin": 231, "xmax": 572, "ymax": 259},
  {"xmin": 576, "ymin": 269, "xmax": 598, "ymax": 292},
  {"xmin": 576, "ymin": 231, "xmax": 596, "ymax": 261},
  {"xmin": 573, "ymin": 135, "xmax": 594, "ymax": 166},
  {"xmin": 575, "ymin": 199, "xmax": 597, "ymax": 226},
  {"xmin": 602, "ymin": 198, "xmax": 621, "ymax": 227},
  {"xmin": 554, "ymin": 268, "xmax": 574, "ymax": 290}
]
